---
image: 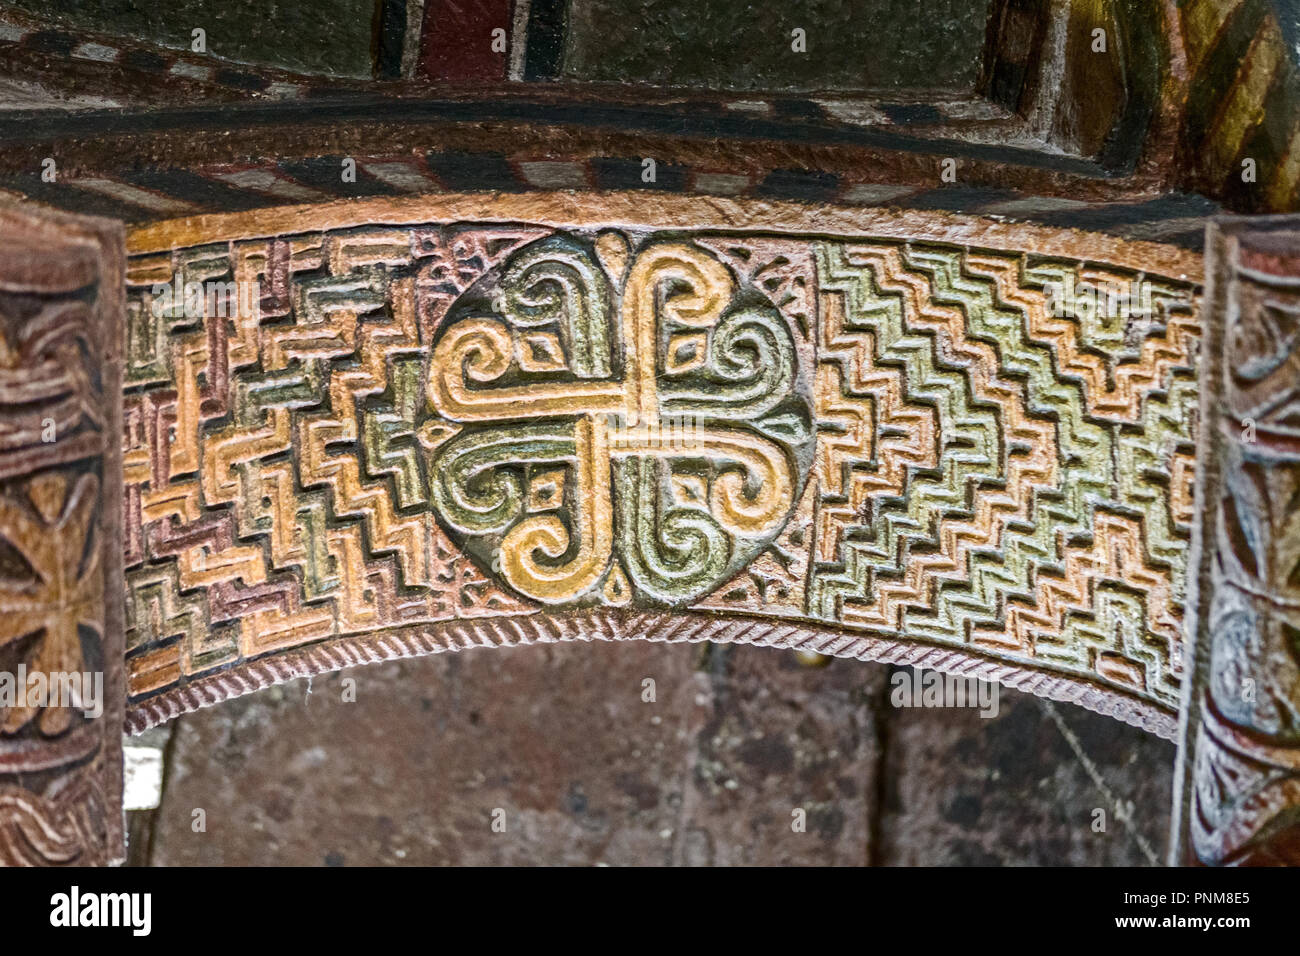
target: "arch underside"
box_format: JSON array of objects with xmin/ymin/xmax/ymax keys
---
[
  {"xmin": 123, "ymin": 610, "xmax": 1179, "ymax": 738},
  {"xmin": 122, "ymin": 194, "xmax": 1203, "ymax": 740}
]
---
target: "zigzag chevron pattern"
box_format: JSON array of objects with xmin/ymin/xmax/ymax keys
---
[
  {"xmin": 122, "ymin": 224, "xmax": 1199, "ymax": 720},
  {"xmin": 807, "ymin": 242, "xmax": 1197, "ymax": 707}
]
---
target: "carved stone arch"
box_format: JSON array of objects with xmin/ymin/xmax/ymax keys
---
[
  {"xmin": 123, "ymin": 610, "xmax": 1182, "ymax": 737},
  {"xmin": 6, "ymin": 192, "xmax": 1300, "ymax": 868},
  {"xmin": 3, "ymin": 0, "xmax": 1300, "ymax": 873},
  {"xmin": 119, "ymin": 195, "xmax": 1204, "ymax": 749}
]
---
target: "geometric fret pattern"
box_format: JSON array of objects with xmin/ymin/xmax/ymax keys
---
[
  {"xmin": 801, "ymin": 243, "xmax": 1198, "ymax": 708},
  {"xmin": 124, "ymin": 227, "xmax": 540, "ymax": 698},
  {"xmin": 122, "ymin": 217, "xmax": 1200, "ymax": 733}
]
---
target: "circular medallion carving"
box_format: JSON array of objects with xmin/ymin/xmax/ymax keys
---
[{"xmin": 422, "ymin": 231, "xmax": 814, "ymax": 608}]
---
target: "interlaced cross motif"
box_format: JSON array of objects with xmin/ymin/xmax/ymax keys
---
[{"xmin": 423, "ymin": 231, "xmax": 814, "ymax": 607}]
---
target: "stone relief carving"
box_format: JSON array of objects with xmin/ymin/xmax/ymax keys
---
[
  {"xmin": 118, "ymin": 207, "xmax": 1200, "ymax": 742},
  {"xmin": 1176, "ymin": 220, "xmax": 1300, "ymax": 865},
  {"xmin": 0, "ymin": 206, "xmax": 124, "ymax": 866}
]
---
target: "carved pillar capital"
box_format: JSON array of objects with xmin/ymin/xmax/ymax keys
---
[
  {"xmin": 1173, "ymin": 215, "xmax": 1300, "ymax": 865},
  {"xmin": 0, "ymin": 204, "xmax": 125, "ymax": 866}
]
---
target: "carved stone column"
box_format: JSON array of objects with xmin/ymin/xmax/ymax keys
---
[
  {"xmin": 0, "ymin": 205, "xmax": 125, "ymax": 865},
  {"xmin": 1172, "ymin": 216, "xmax": 1300, "ymax": 865}
]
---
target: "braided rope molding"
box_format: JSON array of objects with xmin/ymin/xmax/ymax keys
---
[{"xmin": 123, "ymin": 610, "xmax": 1178, "ymax": 739}]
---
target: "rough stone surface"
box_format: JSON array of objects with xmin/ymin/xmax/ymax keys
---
[
  {"xmin": 562, "ymin": 0, "xmax": 994, "ymax": 92},
  {"xmin": 7, "ymin": 0, "xmax": 376, "ymax": 76},
  {"xmin": 879, "ymin": 687, "xmax": 1173, "ymax": 866},
  {"xmin": 141, "ymin": 643, "xmax": 1171, "ymax": 866}
]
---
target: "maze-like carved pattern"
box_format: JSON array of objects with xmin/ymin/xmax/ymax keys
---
[
  {"xmin": 122, "ymin": 223, "xmax": 1200, "ymax": 723},
  {"xmin": 802, "ymin": 244, "xmax": 1197, "ymax": 707},
  {"xmin": 124, "ymin": 227, "xmax": 540, "ymax": 697}
]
